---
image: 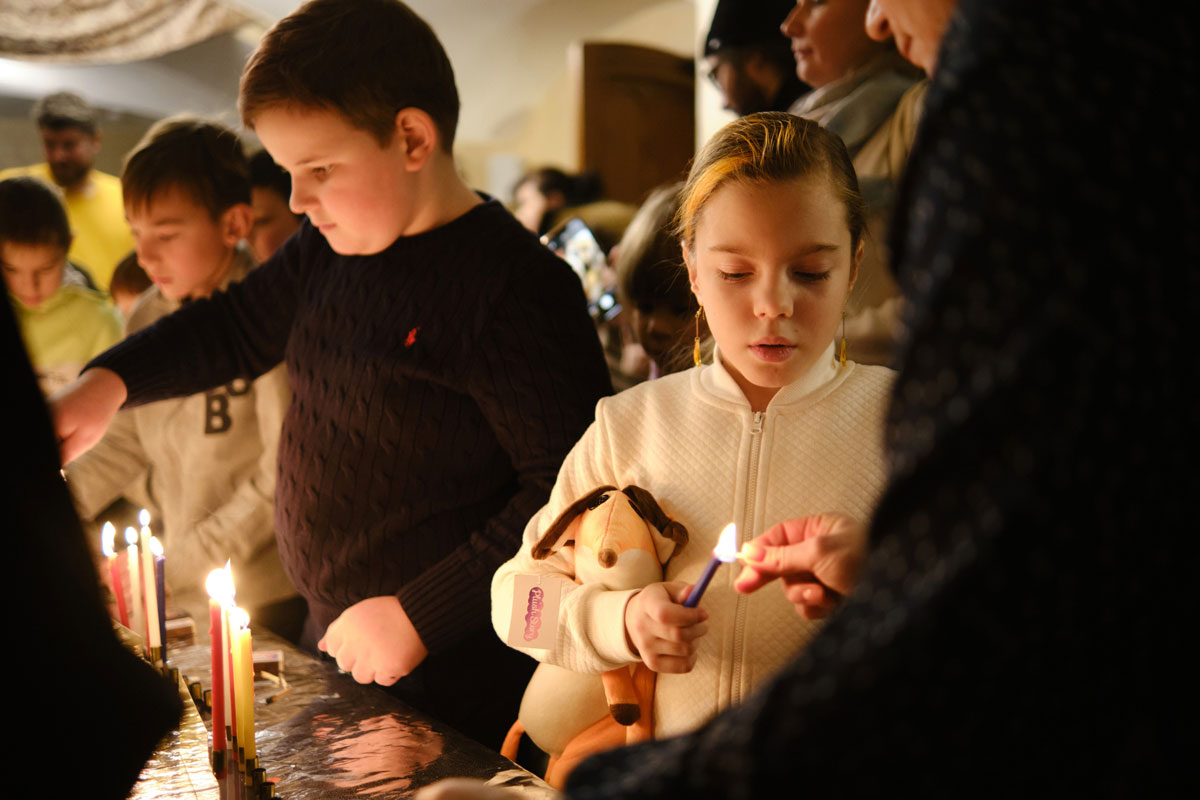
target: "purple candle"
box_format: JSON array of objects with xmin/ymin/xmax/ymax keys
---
[
  {"xmin": 683, "ymin": 524, "xmax": 738, "ymax": 608},
  {"xmin": 151, "ymin": 536, "xmax": 167, "ymax": 660}
]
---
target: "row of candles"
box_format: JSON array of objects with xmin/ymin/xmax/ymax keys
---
[
  {"xmin": 100, "ymin": 510, "xmax": 166, "ymax": 662},
  {"xmin": 206, "ymin": 563, "xmax": 261, "ymax": 786},
  {"xmin": 100, "ymin": 512, "xmax": 265, "ymax": 790}
]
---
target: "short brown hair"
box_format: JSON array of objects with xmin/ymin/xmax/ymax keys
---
[
  {"xmin": 0, "ymin": 177, "xmax": 71, "ymax": 251},
  {"xmin": 122, "ymin": 116, "xmax": 250, "ymax": 219},
  {"xmin": 109, "ymin": 251, "xmax": 153, "ymax": 297},
  {"xmin": 32, "ymin": 91, "xmax": 98, "ymax": 136},
  {"xmin": 616, "ymin": 181, "xmax": 693, "ymax": 314},
  {"xmin": 239, "ymin": 0, "xmax": 459, "ymax": 150},
  {"xmin": 677, "ymin": 112, "xmax": 865, "ymax": 252}
]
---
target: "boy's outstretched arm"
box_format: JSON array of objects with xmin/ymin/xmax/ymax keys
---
[
  {"xmin": 51, "ymin": 367, "xmax": 128, "ymax": 464},
  {"xmin": 54, "ymin": 230, "xmax": 309, "ymax": 466}
]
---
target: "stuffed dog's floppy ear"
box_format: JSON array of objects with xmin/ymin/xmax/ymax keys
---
[
  {"xmin": 622, "ymin": 485, "xmax": 688, "ymax": 563},
  {"xmin": 532, "ymin": 485, "xmax": 618, "ymax": 560}
]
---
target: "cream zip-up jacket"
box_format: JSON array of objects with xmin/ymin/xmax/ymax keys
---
[
  {"xmin": 67, "ymin": 249, "xmax": 296, "ymax": 623},
  {"xmin": 493, "ymin": 345, "xmax": 894, "ymax": 737}
]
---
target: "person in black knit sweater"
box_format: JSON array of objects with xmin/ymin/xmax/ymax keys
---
[
  {"xmin": 417, "ymin": 0, "xmax": 1193, "ymax": 797},
  {"xmin": 49, "ymin": 0, "xmax": 612, "ymax": 750}
]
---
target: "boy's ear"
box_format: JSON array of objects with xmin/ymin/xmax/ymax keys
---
[
  {"xmin": 394, "ymin": 108, "xmax": 439, "ymax": 172},
  {"xmin": 219, "ymin": 203, "xmax": 254, "ymax": 248}
]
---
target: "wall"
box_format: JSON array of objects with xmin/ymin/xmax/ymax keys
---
[{"xmin": 456, "ymin": 0, "xmax": 697, "ymax": 200}]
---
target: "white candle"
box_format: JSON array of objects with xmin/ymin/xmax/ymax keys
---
[
  {"xmin": 124, "ymin": 527, "xmax": 144, "ymax": 649},
  {"xmin": 139, "ymin": 526, "xmax": 161, "ymax": 650}
]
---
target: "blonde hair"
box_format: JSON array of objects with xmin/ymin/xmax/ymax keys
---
[{"xmin": 677, "ymin": 112, "xmax": 865, "ymax": 251}]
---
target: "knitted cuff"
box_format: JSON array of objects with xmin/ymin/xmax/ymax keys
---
[
  {"xmin": 87, "ymin": 332, "xmax": 179, "ymax": 408},
  {"xmin": 397, "ymin": 558, "xmax": 490, "ymax": 656}
]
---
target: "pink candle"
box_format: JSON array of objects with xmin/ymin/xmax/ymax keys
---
[
  {"xmin": 100, "ymin": 523, "xmax": 129, "ymax": 627},
  {"xmin": 206, "ymin": 567, "xmax": 236, "ymax": 765},
  {"xmin": 208, "ymin": 597, "xmax": 226, "ymax": 755}
]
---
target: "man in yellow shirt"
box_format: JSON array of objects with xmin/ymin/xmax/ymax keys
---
[{"xmin": 0, "ymin": 92, "xmax": 134, "ymax": 292}]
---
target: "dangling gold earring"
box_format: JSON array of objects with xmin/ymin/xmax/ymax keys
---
[
  {"xmin": 693, "ymin": 306, "xmax": 705, "ymax": 367},
  {"xmin": 838, "ymin": 311, "xmax": 847, "ymax": 367}
]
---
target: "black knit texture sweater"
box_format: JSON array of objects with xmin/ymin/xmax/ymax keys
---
[{"xmin": 90, "ymin": 200, "xmax": 612, "ymax": 655}]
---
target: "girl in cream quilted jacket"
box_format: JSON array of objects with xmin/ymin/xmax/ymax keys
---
[{"xmin": 493, "ymin": 112, "xmax": 894, "ymax": 745}]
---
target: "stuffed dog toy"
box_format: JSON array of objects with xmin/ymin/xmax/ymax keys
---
[{"xmin": 501, "ymin": 485, "xmax": 688, "ymax": 785}]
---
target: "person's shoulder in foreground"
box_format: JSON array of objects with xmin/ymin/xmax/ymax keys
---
[
  {"xmin": 4, "ymin": 296, "xmax": 180, "ymax": 800},
  {"xmin": 554, "ymin": 1, "xmax": 1195, "ymax": 797}
]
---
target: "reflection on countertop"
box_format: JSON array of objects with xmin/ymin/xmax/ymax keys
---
[{"xmin": 130, "ymin": 627, "xmax": 553, "ymax": 799}]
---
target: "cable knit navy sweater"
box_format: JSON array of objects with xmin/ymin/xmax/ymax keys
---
[{"xmin": 90, "ymin": 200, "xmax": 612, "ymax": 657}]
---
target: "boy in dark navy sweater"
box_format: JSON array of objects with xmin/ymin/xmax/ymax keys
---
[{"xmin": 51, "ymin": 0, "xmax": 611, "ymax": 749}]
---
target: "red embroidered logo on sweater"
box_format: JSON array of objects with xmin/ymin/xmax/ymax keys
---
[{"xmin": 405, "ymin": 327, "xmax": 420, "ymax": 347}]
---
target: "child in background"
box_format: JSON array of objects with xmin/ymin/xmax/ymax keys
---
[
  {"xmin": 50, "ymin": 0, "xmax": 611, "ymax": 749},
  {"xmin": 613, "ymin": 181, "xmax": 706, "ymax": 378},
  {"xmin": 63, "ymin": 117, "xmax": 303, "ymax": 642},
  {"xmin": 108, "ymin": 251, "xmax": 153, "ymax": 320},
  {"xmin": 1, "ymin": 176, "xmax": 121, "ymax": 394},
  {"xmin": 247, "ymin": 149, "xmax": 303, "ymax": 263},
  {"xmin": 493, "ymin": 113, "xmax": 894, "ymax": 766}
]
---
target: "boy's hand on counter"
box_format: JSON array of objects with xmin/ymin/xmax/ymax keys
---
[
  {"xmin": 624, "ymin": 581, "xmax": 708, "ymax": 674},
  {"xmin": 318, "ymin": 595, "xmax": 429, "ymax": 685},
  {"xmin": 49, "ymin": 367, "xmax": 128, "ymax": 464}
]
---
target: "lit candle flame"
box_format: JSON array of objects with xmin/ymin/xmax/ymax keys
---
[
  {"xmin": 138, "ymin": 508, "xmax": 150, "ymax": 527},
  {"xmin": 101, "ymin": 522, "xmax": 116, "ymax": 557},
  {"xmin": 713, "ymin": 523, "xmax": 738, "ymax": 563},
  {"xmin": 124, "ymin": 526, "xmax": 139, "ymax": 546},
  {"xmin": 229, "ymin": 607, "xmax": 250, "ymax": 630},
  {"xmin": 149, "ymin": 536, "xmax": 164, "ymax": 558},
  {"xmin": 206, "ymin": 565, "xmax": 235, "ymax": 604}
]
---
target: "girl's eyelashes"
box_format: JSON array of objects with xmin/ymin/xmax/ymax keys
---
[{"xmin": 715, "ymin": 268, "xmax": 833, "ymax": 283}]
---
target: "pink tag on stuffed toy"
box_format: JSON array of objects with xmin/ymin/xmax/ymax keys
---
[{"xmin": 508, "ymin": 574, "xmax": 568, "ymax": 650}]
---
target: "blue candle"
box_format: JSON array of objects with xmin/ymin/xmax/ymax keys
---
[
  {"xmin": 682, "ymin": 523, "xmax": 738, "ymax": 608},
  {"xmin": 152, "ymin": 538, "xmax": 167, "ymax": 660},
  {"xmin": 683, "ymin": 556, "xmax": 722, "ymax": 607}
]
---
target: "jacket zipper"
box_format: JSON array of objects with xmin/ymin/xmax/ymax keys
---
[{"xmin": 731, "ymin": 410, "xmax": 764, "ymax": 706}]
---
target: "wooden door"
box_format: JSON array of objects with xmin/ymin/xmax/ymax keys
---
[{"xmin": 572, "ymin": 41, "xmax": 695, "ymax": 206}]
